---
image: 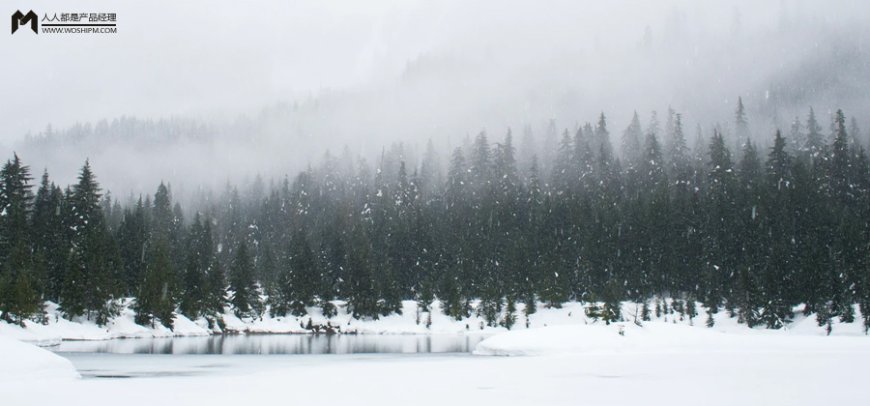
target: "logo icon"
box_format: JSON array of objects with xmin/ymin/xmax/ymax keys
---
[{"xmin": 11, "ymin": 10, "xmax": 38, "ymax": 34}]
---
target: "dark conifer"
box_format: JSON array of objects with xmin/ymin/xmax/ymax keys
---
[
  {"xmin": 0, "ymin": 155, "xmax": 40, "ymax": 323},
  {"xmin": 229, "ymin": 241, "xmax": 260, "ymax": 318}
]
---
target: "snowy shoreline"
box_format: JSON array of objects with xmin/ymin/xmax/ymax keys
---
[{"xmin": 2, "ymin": 299, "xmax": 867, "ymax": 346}]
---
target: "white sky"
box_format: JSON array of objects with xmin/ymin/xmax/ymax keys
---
[{"xmin": 1, "ymin": 0, "xmax": 868, "ymax": 194}]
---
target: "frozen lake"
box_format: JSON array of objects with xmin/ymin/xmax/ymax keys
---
[
  {"xmin": 56, "ymin": 351, "xmax": 482, "ymax": 380},
  {"xmin": 51, "ymin": 334, "xmax": 487, "ymax": 355},
  {"xmin": 8, "ymin": 327, "xmax": 869, "ymax": 405},
  {"xmin": 38, "ymin": 341, "xmax": 870, "ymax": 406},
  {"xmin": 50, "ymin": 334, "xmax": 488, "ymax": 379}
]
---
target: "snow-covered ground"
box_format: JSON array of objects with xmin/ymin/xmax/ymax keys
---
[
  {"xmin": 2, "ymin": 300, "xmax": 498, "ymax": 343},
  {"xmin": 1, "ymin": 299, "xmax": 866, "ymax": 345},
  {"xmin": 474, "ymin": 321, "xmax": 870, "ymax": 356},
  {"xmin": 1, "ymin": 321, "xmax": 869, "ymax": 406},
  {"xmin": 0, "ymin": 334, "xmax": 79, "ymax": 382},
  {"xmin": 3, "ymin": 298, "xmax": 869, "ymax": 405}
]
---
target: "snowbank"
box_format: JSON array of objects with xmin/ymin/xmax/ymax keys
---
[
  {"xmin": 474, "ymin": 321, "xmax": 870, "ymax": 356},
  {"xmin": 2, "ymin": 299, "xmax": 867, "ymax": 345},
  {"xmin": 0, "ymin": 335, "xmax": 79, "ymax": 381},
  {"xmin": 474, "ymin": 323, "xmax": 728, "ymax": 355},
  {"xmin": 0, "ymin": 302, "xmax": 211, "ymax": 344}
]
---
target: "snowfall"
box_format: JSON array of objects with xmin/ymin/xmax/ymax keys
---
[{"xmin": 2, "ymin": 300, "xmax": 869, "ymax": 405}]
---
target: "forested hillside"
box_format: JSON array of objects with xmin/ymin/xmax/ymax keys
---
[{"xmin": 1, "ymin": 105, "xmax": 868, "ymax": 333}]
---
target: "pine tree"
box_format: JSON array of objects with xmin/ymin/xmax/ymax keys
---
[
  {"xmin": 595, "ymin": 112, "xmax": 613, "ymax": 164},
  {"xmin": 761, "ymin": 130, "xmax": 795, "ymax": 328},
  {"xmin": 830, "ymin": 110, "xmax": 851, "ymax": 204},
  {"xmin": 229, "ymin": 241, "xmax": 260, "ymax": 318},
  {"xmin": 829, "ymin": 110, "xmax": 859, "ymax": 321},
  {"xmin": 135, "ymin": 237, "xmax": 176, "ymax": 328},
  {"xmin": 518, "ymin": 125, "xmax": 537, "ymax": 179},
  {"xmin": 419, "ymin": 138, "xmax": 442, "ymax": 196},
  {"xmin": 317, "ymin": 230, "xmax": 340, "ymax": 318},
  {"xmin": 805, "ymin": 107, "xmax": 824, "ymax": 158},
  {"xmin": 585, "ymin": 298, "xmax": 602, "ymax": 323},
  {"xmin": 668, "ymin": 113, "xmax": 691, "ymax": 181},
  {"xmin": 669, "ymin": 115, "xmax": 699, "ymax": 301},
  {"xmin": 31, "ymin": 170, "xmax": 66, "ymax": 303},
  {"xmin": 520, "ymin": 156, "xmax": 544, "ymax": 314},
  {"xmin": 203, "ymin": 253, "xmax": 227, "ymax": 320},
  {"xmin": 134, "ymin": 183, "xmax": 183, "ymax": 327},
  {"xmin": 861, "ymin": 259, "xmax": 870, "ymax": 333},
  {"xmin": 60, "ymin": 161, "xmax": 119, "ymax": 324},
  {"xmin": 686, "ymin": 297, "xmax": 697, "ymax": 324},
  {"xmin": 703, "ymin": 131, "xmax": 738, "ymax": 312},
  {"xmin": 791, "ymin": 158, "xmax": 827, "ymax": 316},
  {"xmin": 468, "ymin": 132, "xmax": 496, "ymax": 308},
  {"xmin": 601, "ymin": 279, "xmax": 623, "ymax": 325},
  {"xmin": 641, "ymin": 301, "xmax": 651, "ymax": 321},
  {"xmin": 346, "ymin": 224, "xmax": 378, "ymax": 319},
  {"xmin": 491, "ymin": 132, "xmax": 521, "ymax": 308},
  {"xmin": 540, "ymin": 120, "xmax": 559, "ymax": 179},
  {"xmin": 478, "ymin": 294, "xmax": 500, "ymax": 327},
  {"xmin": 551, "ymin": 130, "xmax": 574, "ymax": 196},
  {"xmin": 622, "ymin": 111, "xmax": 643, "ymax": 167},
  {"xmin": 648, "ymin": 111, "xmax": 661, "ymax": 141},
  {"xmin": 0, "ymin": 154, "xmax": 41, "ymax": 324},
  {"xmin": 502, "ymin": 297, "xmax": 517, "ymax": 330},
  {"xmin": 117, "ymin": 198, "xmax": 148, "ymax": 295},
  {"xmin": 287, "ymin": 229, "xmax": 319, "ymax": 315},
  {"xmin": 735, "ymin": 96, "xmax": 751, "ymax": 141},
  {"xmin": 441, "ymin": 148, "xmax": 472, "ymax": 319},
  {"xmin": 369, "ymin": 160, "xmax": 403, "ymax": 317},
  {"xmin": 385, "ymin": 160, "xmax": 414, "ymax": 310},
  {"xmin": 179, "ymin": 214, "xmax": 212, "ymax": 319},
  {"xmin": 640, "ymin": 132, "xmax": 671, "ymax": 294},
  {"xmin": 736, "ymin": 139, "xmax": 764, "ymax": 323},
  {"xmin": 789, "ymin": 116, "xmax": 805, "ymax": 154}
]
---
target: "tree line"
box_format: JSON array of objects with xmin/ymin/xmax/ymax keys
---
[{"xmin": 1, "ymin": 104, "xmax": 868, "ymax": 333}]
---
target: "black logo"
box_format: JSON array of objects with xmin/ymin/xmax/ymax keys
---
[{"xmin": 11, "ymin": 10, "xmax": 38, "ymax": 34}]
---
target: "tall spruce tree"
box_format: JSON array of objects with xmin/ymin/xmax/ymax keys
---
[
  {"xmin": 761, "ymin": 130, "xmax": 795, "ymax": 328},
  {"xmin": 703, "ymin": 132, "xmax": 738, "ymax": 313},
  {"xmin": 135, "ymin": 183, "xmax": 180, "ymax": 327},
  {"xmin": 117, "ymin": 198, "xmax": 148, "ymax": 295},
  {"xmin": 735, "ymin": 97, "xmax": 751, "ymax": 142},
  {"xmin": 134, "ymin": 237, "xmax": 176, "ymax": 328},
  {"xmin": 287, "ymin": 228, "xmax": 319, "ymax": 315},
  {"xmin": 31, "ymin": 170, "xmax": 66, "ymax": 303},
  {"xmin": 0, "ymin": 155, "xmax": 40, "ymax": 323},
  {"xmin": 229, "ymin": 241, "xmax": 260, "ymax": 318},
  {"xmin": 805, "ymin": 107, "xmax": 824, "ymax": 158},
  {"xmin": 60, "ymin": 161, "xmax": 119, "ymax": 324},
  {"xmin": 179, "ymin": 214, "xmax": 212, "ymax": 319},
  {"xmin": 622, "ymin": 111, "xmax": 643, "ymax": 167},
  {"xmin": 736, "ymin": 140, "xmax": 763, "ymax": 325},
  {"xmin": 346, "ymin": 223, "xmax": 379, "ymax": 319}
]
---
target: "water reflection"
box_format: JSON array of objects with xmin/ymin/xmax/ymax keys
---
[{"xmin": 53, "ymin": 334, "xmax": 487, "ymax": 355}]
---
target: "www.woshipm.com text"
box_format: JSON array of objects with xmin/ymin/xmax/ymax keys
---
[{"xmin": 41, "ymin": 26, "xmax": 117, "ymax": 34}]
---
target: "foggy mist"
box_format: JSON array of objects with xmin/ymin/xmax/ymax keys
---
[{"xmin": 3, "ymin": 0, "xmax": 869, "ymax": 201}]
